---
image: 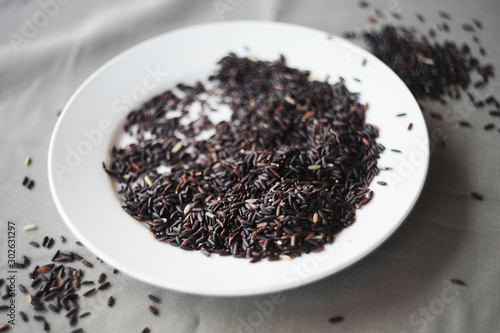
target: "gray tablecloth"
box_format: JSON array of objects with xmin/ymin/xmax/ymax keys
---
[{"xmin": 1, "ymin": 0, "xmax": 499, "ymax": 332}]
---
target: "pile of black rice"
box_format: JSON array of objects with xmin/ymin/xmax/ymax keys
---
[
  {"xmin": 342, "ymin": 5, "xmax": 498, "ymax": 121},
  {"xmin": 362, "ymin": 25, "xmax": 494, "ymax": 102},
  {"xmin": 104, "ymin": 54, "xmax": 382, "ymax": 262}
]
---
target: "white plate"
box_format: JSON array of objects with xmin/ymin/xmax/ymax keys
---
[{"xmin": 48, "ymin": 21, "xmax": 429, "ymax": 296}]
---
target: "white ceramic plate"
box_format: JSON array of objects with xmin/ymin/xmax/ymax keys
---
[{"xmin": 48, "ymin": 21, "xmax": 429, "ymax": 296}]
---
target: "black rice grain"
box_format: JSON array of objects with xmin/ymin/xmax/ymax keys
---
[
  {"xmin": 19, "ymin": 311, "xmax": 28, "ymax": 322},
  {"xmin": 80, "ymin": 259, "xmax": 93, "ymax": 268},
  {"xmin": 148, "ymin": 295, "xmax": 160, "ymax": 303},
  {"xmin": 12, "ymin": 262, "xmax": 25, "ymax": 269},
  {"xmin": 66, "ymin": 308, "xmax": 78, "ymax": 318},
  {"xmin": 98, "ymin": 282, "xmax": 110, "ymax": 291},
  {"xmin": 357, "ymin": 1, "xmax": 368, "ymax": 8},
  {"xmin": 343, "ymin": 32, "xmax": 356, "ymax": 39},
  {"xmin": 18, "ymin": 284, "xmax": 27, "ymax": 294},
  {"xmin": 79, "ymin": 312, "xmax": 91, "ymax": 318},
  {"xmin": 461, "ymin": 24, "xmax": 474, "ymax": 32},
  {"xmin": 470, "ymin": 192, "xmax": 483, "ymax": 201},
  {"xmin": 485, "ymin": 96, "xmax": 499, "ymax": 107},
  {"xmin": 329, "ymin": 316, "xmax": 344, "ymax": 323},
  {"xmin": 148, "ymin": 305, "xmax": 159, "ymax": 315},
  {"xmin": 82, "ymin": 288, "xmax": 96, "ymax": 297},
  {"xmin": 70, "ymin": 313, "xmax": 78, "ymax": 326},
  {"xmin": 33, "ymin": 315, "xmax": 45, "ymax": 321},
  {"xmin": 451, "ymin": 278, "xmax": 467, "ymax": 286},
  {"xmin": 430, "ymin": 112, "xmax": 443, "ymax": 120},
  {"xmin": 107, "ymin": 296, "xmax": 115, "ymax": 307},
  {"xmin": 22, "ymin": 255, "xmax": 30, "ymax": 267},
  {"xmin": 48, "ymin": 304, "xmax": 60, "ymax": 313},
  {"xmin": 37, "ymin": 266, "xmax": 51, "ymax": 274},
  {"xmin": 51, "ymin": 250, "xmax": 60, "ymax": 262},
  {"xmin": 29, "ymin": 241, "xmax": 40, "ymax": 248},
  {"xmin": 438, "ymin": 11, "xmax": 450, "ymax": 20},
  {"xmin": 46, "ymin": 238, "xmax": 54, "ymax": 249},
  {"xmin": 475, "ymin": 101, "xmax": 485, "ymax": 108}
]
